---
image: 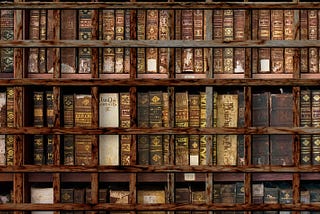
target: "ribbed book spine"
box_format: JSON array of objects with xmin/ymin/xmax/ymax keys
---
[
  {"xmin": 0, "ymin": 10, "xmax": 14, "ymax": 73},
  {"xmin": 124, "ymin": 9, "xmax": 131, "ymax": 74},
  {"xmin": 181, "ymin": 10, "xmax": 194, "ymax": 73},
  {"xmin": 175, "ymin": 10, "xmax": 182, "ymax": 74},
  {"xmin": 137, "ymin": 10, "xmax": 146, "ymax": 74},
  {"xmin": 284, "ymin": 10, "xmax": 294, "ymax": 74},
  {"xmin": 39, "ymin": 9, "xmax": 46, "ymax": 73},
  {"xmin": 199, "ymin": 92, "xmax": 207, "ymax": 165},
  {"xmin": 258, "ymin": 10, "xmax": 271, "ymax": 73},
  {"xmin": 271, "ymin": 10, "xmax": 284, "ymax": 74},
  {"xmin": 300, "ymin": 10, "xmax": 308, "ymax": 73},
  {"xmin": 120, "ymin": 92, "xmax": 131, "ymax": 166},
  {"xmin": 213, "ymin": 10, "xmax": 223, "ymax": 74},
  {"xmin": 115, "ymin": 10, "xmax": 125, "ymax": 73},
  {"xmin": 159, "ymin": 10, "xmax": 169, "ymax": 74},
  {"xmin": 233, "ymin": 10, "xmax": 246, "ymax": 74},
  {"xmin": 312, "ymin": 90, "xmax": 320, "ymax": 165},
  {"xmin": 193, "ymin": 10, "xmax": 204, "ymax": 73},
  {"xmin": 223, "ymin": 10, "xmax": 233, "ymax": 74},
  {"xmin": 189, "ymin": 94, "xmax": 200, "ymax": 166},
  {"xmin": 146, "ymin": 10, "xmax": 158, "ymax": 73},
  {"xmin": 79, "ymin": 10, "xmax": 92, "ymax": 74},
  {"xmin": 300, "ymin": 89, "xmax": 312, "ymax": 165},
  {"xmin": 102, "ymin": 10, "xmax": 115, "ymax": 74},
  {"xmin": 137, "ymin": 92, "xmax": 149, "ymax": 164},
  {"xmin": 308, "ymin": 10, "xmax": 318, "ymax": 73},
  {"xmin": 28, "ymin": 9, "xmax": 40, "ymax": 73}
]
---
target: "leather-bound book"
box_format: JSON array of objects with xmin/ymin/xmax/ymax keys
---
[
  {"xmin": 137, "ymin": 92, "xmax": 149, "ymax": 164},
  {"xmin": 46, "ymin": 91, "xmax": 54, "ymax": 127},
  {"xmin": 264, "ymin": 186, "xmax": 279, "ymax": 214},
  {"xmin": 252, "ymin": 183, "xmax": 264, "ymax": 204},
  {"xmin": 5, "ymin": 135, "xmax": 14, "ymax": 166},
  {"xmin": 159, "ymin": 10, "xmax": 169, "ymax": 74},
  {"xmin": 271, "ymin": 9, "xmax": 284, "ymax": 73},
  {"xmin": 137, "ymin": 190, "xmax": 166, "ymax": 214},
  {"xmin": 199, "ymin": 92, "xmax": 207, "ymax": 165},
  {"xmin": 284, "ymin": 10, "xmax": 294, "ymax": 74},
  {"xmin": 61, "ymin": 188, "xmax": 74, "ymax": 214},
  {"xmin": 258, "ymin": 10, "xmax": 271, "ymax": 73},
  {"xmin": 175, "ymin": 10, "xmax": 182, "ymax": 74},
  {"xmin": 33, "ymin": 91, "xmax": 44, "ymax": 127},
  {"xmin": 79, "ymin": 10, "xmax": 92, "ymax": 74},
  {"xmin": 102, "ymin": 10, "xmax": 115, "ymax": 73},
  {"xmin": 124, "ymin": 10, "xmax": 131, "ymax": 74},
  {"xmin": 61, "ymin": 10, "xmax": 77, "ymax": 73},
  {"xmin": 0, "ymin": 10, "xmax": 14, "ymax": 73},
  {"xmin": 312, "ymin": 90, "xmax": 320, "ymax": 165},
  {"xmin": 213, "ymin": 10, "xmax": 223, "ymax": 74},
  {"xmin": 252, "ymin": 92, "xmax": 270, "ymax": 165},
  {"xmin": 63, "ymin": 94, "xmax": 74, "ymax": 128},
  {"xmin": 300, "ymin": 10, "xmax": 308, "ymax": 74},
  {"xmin": 115, "ymin": 10, "xmax": 125, "ymax": 73},
  {"xmin": 251, "ymin": 10, "xmax": 259, "ymax": 74},
  {"xmin": 162, "ymin": 92, "xmax": 170, "ymax": 165},
  {"xmin": 216, "ymin": 94, "xmax": 238, "ymax": 165},
  {"xmin": 192, "ymin": 190, "xmax": 206, "ymax": 214},
  {"xmin": 75, "ymin": 135, "xmax": 92, "ymax": 166},
  {"xmin": 46, "ymin": 10, "xmax": 54, "ymax": 73},
  {"xmin": 0, "ymin": 92, "xmax": 6, "ymax": 127},
  {"xmin": 181, "ymin": 10, "xmax": 194, "ymax": 73},
  {"xmin": 234, "ymin": 10, "xmax": 246, "ymax": 74},
  {"xmin": 0, "ymin": 135, "xmax": 5, "ymax": 165},
  {"xmin": 39, "ymin": 9, "xmax": 46, "ymax": 73},
  {"xmin": 270, "ymin": 93, "xmax": 293, "ymax": 166},
  {"xmin": 223, "ymin": 10, "xmax": 233, "ymax": 74},
  {"xmin": 137, "ymin": 10, "xmax": 146, "ymax": 74},
  {"xmin": 300, "ymin": 89, "xmax": 312, "ymax": 165},
  {"xmin": 146, "ymin": 10, "xmax": 158, "ymax": 73},
  {"xmin": 308, "ymin": 10, "xmax": 318, "ymax": 73},
  {"xmin": 175, "ymin": 92, "xmax": 189, "ymax": 165},
  {"xmin": 74, "ymin": 188, "xmax": 85, "ymax": 214},
  {"xmin": 5, "ymin": 87, "xmax": 14, "ymax": 165},
  {"xmin": 46, "ymin": 135, "xmax": 53, "ymax": 165},
  {"xmin": 33, "ymin": 135, "xmax": 44, "ymax": 165},
  {"xmin": 189, "ymin": 94, "xmax": 200, "ymax": 166},
  {"xmin": 63, "ymin": 134, "xmax": 74, "ymax": 165},
  {"xmin": 28, "ymin": 9, "xmax": 40, "ymax": 73},
  {"xmin": 220, "ymin": 183, "xmax": 236, "ymax": 204},
  {"xmin": 109, "ymin": 190, "xmax": 130, "ymax": 214},
  {"xmin": 120, "ymin": 92, "xmax": 131, "ymax": 165},
  {"xmin": 237, "ymin": 91, "xmax": 245, "ymax": 166},
  {"xmin": 279, "ymin": 188, "xmax": 293, "ymax": 205},
  {"xmin": 193, "ymin": 10, "xmax": 204, "ymax": 73},
  {"xmin": 235, "ymin": 182, "xmax": 245, "ymax": 205}
]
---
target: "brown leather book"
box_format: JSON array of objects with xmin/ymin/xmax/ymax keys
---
[
  {"xmin": 46, "ymin": 10, "xmax": 54, "ymax": 73},
  {"xmin": 33, "ymin": 134, "xmax": 44, "ymax": 165},
  {"xmin": 258, "ymin": 10, "xmax": 271, "ymax": 73},
  {"xmin": 115, "ymin": 10, "xmax": 125, "ymax": 73},
  {"xmin": 175, "ymin": 10, "xmax": 182, "ymax": 74},
  {"xmin": 284, "ymin": 10, "xmax": 294, "ymax": 73},
  {"xmin": 234, "ymin": 10, "xmax": 246, "ymax": 74},
  {"xmin": 251, "ymin": 10, "xmax": 259, "ymax": 74},
  {"xmin": 300, "ymin": 89, "xmax": 312, "ymax": 165},
  {"xmin": 0, "ymin": 10, "xmax": 14, "ymax": 73},
  {"xmin": 181, "ymin": 10, "xmax": 194, "ymax": 73},
  {"xmin": 193, "ymin": 10, "xmax": 204, "ymax": 73},
  {"xmin": 63, "ymin": 134, "xmax": 75, "ymax": 165},
  {"xmin": 0, "ymin": 92, "xmax": 6, "ymax": 128},
  {"xmin": 28, "ymin": 9, "xmax": 40, "ymax": 73},
  {"xmin": 271, "ymin": 10, "xmax": 284, "ymax": 74},
  {"xmin": 223, "ymin": 10, "xmax": 234, "ymax": 74},
  {"xmin": 137, "ymin": 92, "xmax": 149, "ymax": 164},
  {"xmin": 159, "ymin": 10, "xmax": 169, "ymax": 74},
  {"xmin": 45, "ymin": 91, "xmax": 54, "ymax": 127},
  {"xmin": 63, "ymin": 94, "xmax": 74, "ymax": 128},
  {"xmin": 61, "ymin": 10, "xmax": 77, "ymax": 73},
  {"xmin": 189, "ymin": 94, "xmax": 200, "ymax": 166},
  {"xmin": 146, "ymin": 10, "xmax": 158, "ymax": 73},
  {"xmin": 213, "ymin": 10, "xmax": 223, "ymax": 74},
  {"xmin": 311, "ymin": 90, "xmax": 320, "ymax": 165},
  {"xmin": 308, "ymin": 10, "xmax": 318, "ymax": 73},
  {"xmin": 137, "ymin": 190, "xmax": 166, "ymax": 214},
  {"xmin": 270, "ymin": 93, "xmax": 293, "ymax": 166},
  {"xmin": 120, "ymin": 92, "xmax": 131, "ymax": 165},
  {"xmin": 162, "ymin": 92, "xmax": 169, "ymax": 165},
  {"xmin": 199, "ymin": 92, "xmax": 207, "ymax": 165},
  {"xmin": 175, "ymin": 187, "xmax": 191, "ymax": 214},
  {"xmin": 79, "ymin": 10, "xmax": 93, "ymax": 74},
  {"xmin": 5, "ymin": 87, "xmax": 14, "ymax": 165},
  {"xmin": 46, "ymin": 135, "xmax": 54, "ymax": 165},
  {"xmin": 137, "ymin": 10, "xmax": 146, "ymax": 74},
  {"xmin": 124, "ymin": 10, "xmax": 131, "ymax": 74},
  {"xmin": 252, "ymin": 92, "xmax": 270, "ymax": 165},
  {"xmin": 102, "ymin": 10, "xmax": 115, "ymax": 74},
  {"xmin": 300, "ymin": 10, "xmax": 308, "ymax": 74},
  {"xmin": 33, "ymin": 91, "xmax": 44, "ymax": 127},
  {"xmin": 39, "ymin": 9, "xmax": 46, "ymax": 73},
  {"xmin": 175, "ymin": 92, "xmax": 189, "ymax": 165},
  {"xmin": 75, "ymin": 135, "xmax": 92, "ymax": 166}
]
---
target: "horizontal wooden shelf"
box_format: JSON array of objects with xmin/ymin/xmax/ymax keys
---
[
  {"xmin": 0, "ymin": 203, "xmax": 319, "ymax": 211},
  {"xmin": 1, "ymin": 2, "xmax": 320, "ymax": 10},
  {"xmin": 1, "ymin": 165, "xmax": 320, "ymax": 173}
]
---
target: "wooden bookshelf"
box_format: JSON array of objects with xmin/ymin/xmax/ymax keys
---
[{"xmin": 1, "ymin": 1, "xmax": 320, "ymax": 213}]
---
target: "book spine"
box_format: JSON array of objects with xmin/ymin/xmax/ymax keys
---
[
  {"xmin": 63, "ymin": 134, "xmax": 74, "ymax": 165},
  {"xmin": 252, "ymin": 183, "xmax": 264, "ymax": 204},
  {"xmin": 175, "ymin": 10, "xmax": 182, "ymax": 74},
  {"xmin": 264, "ymin": 187, "xmax": 279, "ymax": 205},
  {"xmin": 74, "ymin": 94, "xmax": 92, "ymax": 128},
  {"xmin": 5, "ymin": 87, "xmax": 14, "ymax": 165},
  {"xmin": 137, "ymin": 134, "xmax": 149, "ymax": 165},
  {"xmin": 175, "ymin": 187, "xmax": 191, "ymax": 214},
  {"xmin": 159, "ymin": 10, "xmax": 169, "ymax": 74},
  {"xmin": 235, "ymin": 182, "xmax": 245, "ymax": 205},
  {"xmin": 270, "ymin": 93, "xmax": 293, "ymax": 165},
  {"xmin": 33, "ymin": 135, "xmax": 44, "ymax": 165},
  {"xmin": 61, "ymin": 188, "xmax": 74, "ymax": 213},
  {"xmin": 75, "ymin": 135, "xmax": 92, "ymax": 165},
  {"xmin": 212, "ymin": 91, "xmax": 218, "ymax": 165},
  {"xmin": 79, "ymin": 10, "xmax": 92, "ymax": 74},
  {"xmin": 0, "ymin": 135, "xmax": 5, "ymax": 165},
  {"xmin": 189, "ymin": 94, "xmax": 200, "ymax": 166},
  {"xmin": 115, "ymin": 10, "xmax": 125, "ymax": 73},
  {"xmin": 162, "ymin": 92, "xmax": 170, "ymax": 165},
  {"xmin": 252, "ymin": 92, "xmax": 270, "ymax": 165},
  {"xmin": 213, "ymin": 10, "xmax": 223, "ymax": 74},
  {"xmin": 216, "ymin": 94, "xmax": 238, "ymax": 165},
  {"xmin": 74, "ymin": 188, "xmax": 85, "ymax": 214},
  {"xmin": 181, "ymin": 10, "xmax": 194, "ymax": 73},
  {"xmin": 258, "ymin": 10, "xmax": 271, "ymax": 73},
  {"xmin": 220, "ymin": 184, "xmax": 236, "ymax": 203},
  {"xmin": 46, "ymin": 135, "xmax": 54, "ymax": 165},
  {"xmin": 284, "ymin": 10, "xmax": 294, "ymax": 74},
  {"xmin": 233, "ymin": 10, "xmax": 246, "ymax": 74},
  {"xmin": 0, "ymin": 92, "xmax": 6, "ymax": 127},
  {"xmin": 39, "ymin": 9, "xmax": 46, "ymax": 73},
  {"xmin": 137, "ymin": 92, "xmax": 149, "ymax": 164},
  {"xmin": 120, "ymin": 92, "xmax": 131, "ymax": 166},
  {"xmin": 124, "ymin": 9, "xmax": 131, "ymax": 74},
  {"xmin": 99, "ymin": 135, "xmax": 119, "ymax": 165},
  {"xmin": 0, "ymin": 10, "xmax": 14, "ymax": 73},
  {"xmin": 146, "ymin": 10, "xmax": 158, "ymax": 73},
  {"xmin": 199, "ymin": 92, "xmax": 207, "ymax": 165},
  {"xmin": 300, "ymin": 89, "xmax": 312, "ymax": 165},
  {"xmin": 251, "ymin": 10, "xmax": 259, "ymax": 74},
  {"xmin": 46, "ymin": 91, "xmax": 54, "ymax": 127},
  {"xmin": 175, "ymin": 92, "xmax": 189, "ymax": 165},
  {"xmin": 237, "ymin": 91, "xmax": 245, "ymax": 166},
  {"xmin": 61, "ymin": 10, "xmax": 77, "ymax": 73},
  {"xmin": 149, "ymin": 135, "xmax": 163, "ymax": 165},
  {"xmin": 312, "ymin": 90, "xmax": 320, "ymax": 165},
  {"xmin": 102, "ymin": 10, "xmax": 115, "ymax": 74},
  {"xmin": 308, "ymin": 10, "xmax": 318, "ymax": 73},
  {"xmin": 137, "ymin": 10, "xmax": 146, "ymax": 74},
  {"xmin": 300, "ymin": 10, "xmax": 308, "ymax": 73},
  {"xmin": 63, "ymin": 94, "xmax": 74, "ymax": 128},
  {"xmin": 46, "ymin": 10, "xmax": 54, "ymax": 73},
  {"xmin": 223, "ymin": 10, "xmax": 233, "ymax": 74},
  {"xmin": 271, "ymin": 10, "xmax": 284, "ymax": 74},
  {"xmin": 193, "ymin": 10, "xmax": 204, "ymax": 73},
  {"xmin": 28, "ymin": 9, "xmax": 40, "ymax": 73},
  {"xmin": 33, "ymin": 91, "xmax": 44, "ymax": 127}
]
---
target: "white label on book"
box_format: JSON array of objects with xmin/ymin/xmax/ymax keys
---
[
  {"xmin": 260, "ymin": 59, "xmax": 270, "ymax": 72},
  {"xmin": 147, "ymin": 59, "xmax": 157, "ymax": 73},
  {"xmin": 189, "ymin": 155, "xmax": 199, "ymax": 166},
  {"xmin": 143, "ymin": 195, "xmax": 157, "ymax": 204},
  {"xmin": 184, "ymin": 173, "xmax": 196, "ymax": 181}
]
